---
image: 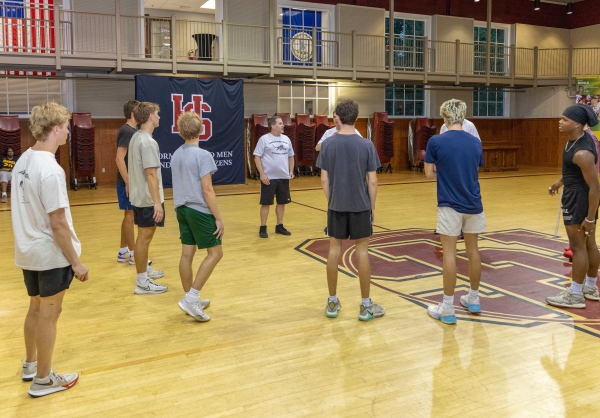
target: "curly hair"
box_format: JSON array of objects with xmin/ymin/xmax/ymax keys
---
[
  {"xmin": 177, "ymin": 112, "xmax": 203, "ymax": 140},
  {"xmin": 440, "ymin": 99, "xmax": 466, "ymax": 126},
  {"xmin": 29, "ymin": 102, "xmax": 71, "ymax": 141}
]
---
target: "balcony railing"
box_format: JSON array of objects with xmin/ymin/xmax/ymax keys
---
[{"xmin": 0, "ymin": 4, "xmax": 596, "ymax": 85}]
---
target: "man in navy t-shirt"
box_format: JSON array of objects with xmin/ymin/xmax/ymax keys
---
[{"xmin": 424, "ymin": 99, "xmax": 486, "ymax": 325}]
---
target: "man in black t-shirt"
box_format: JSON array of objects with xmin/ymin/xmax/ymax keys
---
[{"xmin": 548, "ymin": 104, "xmax": 600, "ymax": 309}]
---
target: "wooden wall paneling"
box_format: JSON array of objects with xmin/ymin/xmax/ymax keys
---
[{"xmin": 512, "ymin": 119, "xmax": 561, "ymax": 167}]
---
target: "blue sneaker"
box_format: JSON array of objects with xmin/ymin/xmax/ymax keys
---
[
  {"xmin": 325, "ymin": 299, "xmax": 341, "ymax": 318},
  {"xmin": 460, "ymin": 295, "xmax": 481, "ymax": 313},
  {"xmin": 117, "ymin": 250, "xmax": 131, "ymax": 263},
  {"xmin": 427, "ymin": 303, "xmax": 456, "ymax": 324}
]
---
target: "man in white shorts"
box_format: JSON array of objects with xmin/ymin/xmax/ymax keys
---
[{"xmin": 424, "ymin": 99, "xmax": 486, "ymax": 325}]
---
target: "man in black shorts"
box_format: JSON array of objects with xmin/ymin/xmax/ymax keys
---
[
  {"xmin": 316, "ymin": 99, "xmax": 384, "ymax": 321},
  {"xmin": 253, "ymin": 115, "xmax": 295, "ymax": 238},
  {"xmin": 547, "ymin": 104, "xmax": 600, "ymax": 308},
  {"xmin": 11, "ymin": 102, "xmax": 89, "ymax": 397}
]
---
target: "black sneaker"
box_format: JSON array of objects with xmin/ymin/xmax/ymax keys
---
[
  {"xmin": 259, "ymin": 225, "xmax": 268, "ymax": 238},
  {"xmin": 275, "ymin": 224, "xmax": 291, "ymax": 236}
]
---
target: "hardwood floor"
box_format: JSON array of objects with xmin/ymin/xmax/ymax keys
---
[{"xmin": 1, "ymin": 166, "xmax": 598, "ymax": 417}]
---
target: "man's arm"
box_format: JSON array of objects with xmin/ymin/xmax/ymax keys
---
[
  {"xmin": 288, "ymin": 155, "xmax": 295, "ymax": 179},
  {"xmin": 367, "ymin": 170, "xmax": 377, "ymax": 224},
  {"xmin": 254, "ymin": 155, "xmax": 269, "ymax": 185},
  {"xmin": 48, "ymin": 208, "xmax": 89, "ymax": 281},
  {"xmin": 144, "ymin": 167, "xmax": 164, "ymax": 223},
  {"xmin": 115, "ymin": 147, "xmax": 129, "ymax": 195},
  {"xmin": 201, "ymin": 173, "xmax": 224, "ymax": 239},
  {"xmin": 320, "ymin": 169, "xmax": 329, "ymax": 201},
  {"xmin": 575, "ymin": 150, "xmax": 600, "ymax": 234},
  {"xmin": 424, "ymin": 163, "xmax": 437, "ymax": 179}
]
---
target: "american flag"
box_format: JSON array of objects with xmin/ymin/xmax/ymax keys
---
[{"xmin": 0, "ymin": 0, "xmax": 55, "ymax": 75}]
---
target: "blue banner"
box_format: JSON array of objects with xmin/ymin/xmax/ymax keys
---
[{"xmin": 135, "ymin": 76, "xmax": 245, "ymax": 187}]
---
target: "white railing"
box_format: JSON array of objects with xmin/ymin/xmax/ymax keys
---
[{"xmin": 1, "ymin": 6, "xmax": 600, "ymax": 84}]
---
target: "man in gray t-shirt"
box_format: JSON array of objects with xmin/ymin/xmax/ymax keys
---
[{"xmin": 316, "ymin": 99, "xmax": 384, "ymax": 322}]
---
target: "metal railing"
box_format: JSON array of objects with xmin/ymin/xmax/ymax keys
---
[{"xmin": 3, "ymin": 6, "xmax": 600, "ymax": 83}]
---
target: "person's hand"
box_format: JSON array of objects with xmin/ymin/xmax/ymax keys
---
[
  {"xmin": 289, "ymin": 171, "xmax": 295, "ymax": 179},
  {"xmin": 125, "ymin": 181, "xmax": 130, "ymax": 197},
  {"xmin": 72, "ymin": 263, "xmax": 89, "ymax": 282},
  {"xmin": 371, "ymin": 212, "xmax": 375, "ymax": 225},
  {"xmin": 548, "ymin": 181, "xmax": 563, "ymax": 196},
  {"xmin": 260, "ymin": 174, "xmax": 270, "ymax": 185},
  {"xmin": 153, "ymin": 203, "xmax": 164, "ymax": 223},
  {"xmin": 214, "ymin": 219, "xmax": 224, "ymax": 239},
  {"xmin": 579, "ymin": 218, "xmax": 595, "ymax": 239}
]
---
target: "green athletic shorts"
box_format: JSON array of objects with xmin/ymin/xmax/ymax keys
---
[{"xmin": 176, "ymin": 205, "xmax": 222, "ymax": 249}]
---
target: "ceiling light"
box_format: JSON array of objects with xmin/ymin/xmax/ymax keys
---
[
  {"xmin": 534, "ymin": 0, "xmax": 540, "ymax": 11},
  {"xmin": 201, "ymin": 0, "xmax": 215, "ymax": 9},
  {"xmin": 567, "ymin": 3, "xmax": 573, "ymax": 14}
]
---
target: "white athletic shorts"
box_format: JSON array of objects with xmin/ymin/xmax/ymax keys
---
[
  {"xmin": 0, "ymin": 171, "xmax": 11, "ymax": 183},
  {"xmin": 436, "ymin": 206, "xmax": 486, "ymax": 236}
]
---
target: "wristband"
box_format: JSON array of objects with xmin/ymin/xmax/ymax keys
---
[{"xmin": 585, "ymin": 218, "xmax": 595, "ymax": 223}]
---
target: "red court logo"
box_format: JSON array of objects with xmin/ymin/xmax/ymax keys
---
[
  {"xmin": 171, "ymin": 94, "xmax": 213, "ymax": 141},
  {"xmin": 296, "ymin": 228, "xmax": 600, "ymax": 338}
]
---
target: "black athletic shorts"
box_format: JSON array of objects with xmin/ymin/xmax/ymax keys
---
[
  {"xmin": 562, "ymin": 188, "xmax": 599, "ymax": 225},
  {"xmin": 259, "ymin": 179, "xmax": 291, "ymax": 205},
  {"xmin": 23, "ymin": 266, "xmax": 74, "ymax": 297},
  {"xmin": 327, "ymin": 209, "xmax": 372, "ymax": 240},
  {"xmin": 133, "ymin": 203, "xmax": 165, "ymax": 227}
]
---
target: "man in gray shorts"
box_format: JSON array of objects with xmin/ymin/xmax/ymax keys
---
[
  {"xmin": 424, "ymin": 99, "xmax": 486, "ymax": 325},
  {"xmin": 11, "ymin": 102, "xmax": 89, "ymax": 397},
  {"xmin": 316, "ymin": 99, "xmax": 384, "ymax": 321}
]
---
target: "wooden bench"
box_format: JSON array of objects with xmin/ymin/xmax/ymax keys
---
[{"xmin": 482, "ymin": 144, "xmax": 520, "ymax": 171}]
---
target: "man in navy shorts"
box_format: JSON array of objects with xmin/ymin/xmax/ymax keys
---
[{"xmin": 316, "ymin": 99, "xmax": 384, "ymax": 321}]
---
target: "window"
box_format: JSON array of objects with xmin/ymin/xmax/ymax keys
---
[
  {"xmin": 473, "ymin": 87, "xmax": 504, "ymax": 117},
  {"xmin": 474, "ymin": 27, "xmax": 506, "ymax": 75},
  {"xmin": 385, "ymin": 17, "xmax": 426, "ymax": 71},
  {"xmin": 0, "ymin": 77, "xmax": 68, "ymax": 115},
  {"xmin": 278, "ymin": 80, "xmax": 330, "ymax": 116},
  {"xmin": 281, "ymin": 8, "xmax": 322, "ymax": 66},
  {"xmin": 385, "ymin": 84, "xmax": 425, "ymax": 117}
]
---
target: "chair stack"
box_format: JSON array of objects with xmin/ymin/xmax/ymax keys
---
[
  {"xmin": 372, "ymin": 112, "xmax": 395, "ymax": 173},
  {"xmin": 314, "ymin": 114, "xmax": 331, "ymax": 146},
  {"xmin": 0, "ymin": 115, "xmax": 21, "ymax": 157},
  {"xmin": 250, "ymin": 114, "xmax": 270, "ymax": 179},
  {"xmin": 294, "ymin": 113, "xmax": 317, "ymax": 176},
  {"xmin": 70, "ymin": 112, "xmax": 97, "ymax": 190},
  {"xmin": 407, "ymin": 118, "xmax": 435, "ymax": 172}
]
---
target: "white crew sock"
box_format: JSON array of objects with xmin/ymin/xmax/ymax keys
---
[
  {"xmin": 136, "ymin": 272, "xmax": 148, "ymax": 285},
  {"xmin": 362, "ymin": 297, "xmax": 371, "ymax": 307},
  {"xmin": 119, "ymin": 246, "xmax": 129, "ymax": 255},
  {"xmin": 442, "ymin": 294, "xmax": 454, "ymax": 308},
  {"xmin": 468, "ymin": 288, "xmax": 479, "ymax": 299},
  {"xmin": 570, "ymin": 281, "xmax": 584, "ymax": 295},
  {"xmin": 1, "ymin": 192, "xmax": 6, "ymax": 197},
  {"xmin": 328, "ymin": 295, "xmax": 338, "ymax": 303},
  {"xmin": 585, "ymin": 276, "xmax": 598, "ymax": 288},
  {"xmin": 185, "ymin": 288, "xmax": 200, "ymax": 303}
]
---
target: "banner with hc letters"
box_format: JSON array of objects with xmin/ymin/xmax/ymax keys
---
[{"xmin": 135, "ymin": 75, "xmax": 245, "ymax": 187}]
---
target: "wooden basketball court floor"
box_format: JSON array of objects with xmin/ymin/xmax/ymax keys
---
[{"xmin": 1, "ymin": 166, "xmax": 599, "ymax": 417}]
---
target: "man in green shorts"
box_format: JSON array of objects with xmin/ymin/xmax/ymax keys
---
[{"xmin": 171, "ymin": 111, "xmax": 224, "ymax": 322}]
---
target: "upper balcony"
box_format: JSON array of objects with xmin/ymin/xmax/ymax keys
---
[{"xmin": 0, "ymin": 4, "xmax": 595, "ymax": 88}]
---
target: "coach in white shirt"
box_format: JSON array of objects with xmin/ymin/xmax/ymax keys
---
[{"xmin": 440, "ymin": 118, "xmax": 480, "ymax": 140}]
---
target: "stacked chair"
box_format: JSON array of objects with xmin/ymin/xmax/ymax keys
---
[
  {"xmin": 249, "ymin": 114, "xmax": 270, "ymax": 179},
  {"xmin": 69, "ymin": 113, "xmax": 97, "ymax": 190},
  {"xmin": 407, "ymin": 118, "xmax": 436, "ymax": 172},
  {"xmin": 294, "ymin": 113, "xmax": 317, "ymax": 176},
  {"xmin": 314, "ymin": 114, "xmax": 331, "ymax": 145},
  {"xmin": 371, "ymin": 112, "xmax": 395, "ymax": 173},
  {"xmin": 0, "ymin": 115, "xmax": 21, "ymax": 157}
]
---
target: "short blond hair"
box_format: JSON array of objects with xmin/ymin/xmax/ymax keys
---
[
  {"xmin": 440, "ymin": 99, "xmax": 466, "ymax": 126},
  {"xmin": 29, "ymin": 102, "xmax": 71, "ymax": 141},
  {"xmin": 134, "ymin": 102, "xmax": 160, "ymax": 125},
  {"xmin": 177, "ymin": 111, "xmax": 203, "ymax": 140}
]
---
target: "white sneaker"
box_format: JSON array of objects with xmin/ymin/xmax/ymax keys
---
[
  {"xmin": 178, "ymin": 298, "xmax": 210, "ymax": 322},
  {"xmin": 459, "ymin": 294, "xmax": 481, "ymax": 313},
  {"xmin": 583, "ymin": 285, "xmax": 600, "ymax": 301},
  {"xmin": 427, "ymin": 303, "xmax": 457, "ymax": 324},
  {"xmin": 147, "ymin": 266, "xmax": 164, "ymax": 280},
  {"xmin": 546, "ymin": 288, "xmax": 585, "ymax": 308},
  {"xmin": 181, "ymin": 299, "xmax": 210, "ymax": 315},
  {"xmin": 28, "ymin": 370, "xmax": 78, "ymax": 398},
  {"xmin": 22, "ymin": 360, "xmax": 37, "ymax": 381},
  {"xmin": 134, "ymin": 279, "xmax": 168, "ymax": 295}
]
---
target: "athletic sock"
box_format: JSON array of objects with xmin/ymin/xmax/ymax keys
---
[
  {"xmin": 130, "ymin": 250, "xmax": 134, "ymax": 257},
  {"xmin": 570, "ymin": 281, "xmax": 584, "ymax": 295},
  {"xmin": 442, "ymin": 294, "xmax": 454, "ymax": 309},
  {"xmin": 185, "ymin": 288, "xmax": 200, "ymax": 303},
  {"xmin": 136, "ymin": 272, "xmax": 148, "ymax": 286},
  {"xmin": 468, "ymin": 288, "xmax": 479, "ymax": 299},
  {"xmin": 585, "ymin": 276, "xmax": 598, "ymax": 288},
  {"xmin": 362, "ymin": 297, "xmax": 371, "ymax": 307},
  {"xmin": 1, "ymin": 192, "xmax": 6, "ymax": 197},
  {"xmin": 119, "ymin": 246, "xmax": 129, "ymax": 255},
  {"xmin": 328, "ymin": 295, "xmax": 338, "ymax": 303}
]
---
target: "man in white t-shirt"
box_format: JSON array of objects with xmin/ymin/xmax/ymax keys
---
[
  {"xmin": 440, "ymin": 118, "xmax": 480, "ymax": 140},
  {"xmin": 253, "ymin": 115, "xmax": 295, "ymax": 238},
  {"xmin": 11, "ymin": 102, "xmax": 89, "ymax": 398},
  {"xmin": 128, "ymin": 102, "xmax": 168, "ymax": 295},
  {"xmin": 315, "ymin": 111, "xmax": 361, "ymax": 152}
]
